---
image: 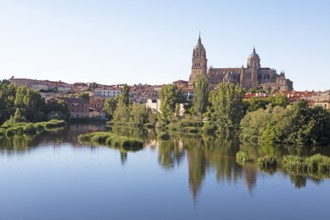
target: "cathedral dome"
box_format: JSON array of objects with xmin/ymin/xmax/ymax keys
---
[
  {"xmin": 248, "ymin": 48, "xmax": 260, "ymax": 61},
  {"xmin": 247, "ymin": 48, "xmax": 261, "ymax": 68}
]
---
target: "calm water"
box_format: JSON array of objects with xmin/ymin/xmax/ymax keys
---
[{"xmin": 0, "ymin": 124, "xmax": 330, "ymax": 220}]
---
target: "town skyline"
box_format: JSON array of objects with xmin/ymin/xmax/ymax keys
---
[{"xmin": 1, "ymin": 0, "xmax": 329, "ymax": 91}]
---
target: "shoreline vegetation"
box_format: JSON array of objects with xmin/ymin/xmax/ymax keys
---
[
  {"xmin": 236, "ymin": 150, "xmax": 330, "ymax": 178},
  {"xmin": 0, "ymin": 119, "xmax": 67, "ymax": 137},
  {"xmin": 78, "ymin": 131, "xmax": 144, "ymax": 152},
  {"xmin": 1, "ymin": 79, "xmax": 329, "ymax": 150}
]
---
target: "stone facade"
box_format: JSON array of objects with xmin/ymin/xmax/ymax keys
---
[
  {"xmin": 188, "ymin": 36, "xmax": 293, "ymax": 91},
  {"xmin": 189, "ymin": 35, "xmax": 208, "ymax": 84}
]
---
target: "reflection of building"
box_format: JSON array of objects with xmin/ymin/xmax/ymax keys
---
[
  {"xmin": 242, "ymin": 165, "xmax": 257, "ymax": 194},
  {"xmin": 189, "ymin": 35, "xmax": 293, "ymax": 92}
]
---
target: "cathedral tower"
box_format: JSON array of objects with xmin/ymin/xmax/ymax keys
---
[
  {"xmin": 247, "ymin": 48, "xmax": 260, "ymax": 69},
  {"xmin": 189, "ymin": 34, "xmax": 208, "ymax": 85}
]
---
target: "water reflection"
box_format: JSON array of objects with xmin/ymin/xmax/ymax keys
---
[
  {"xmin": 1, "ymin": 124, "xmax": 329, "ymax": 198},
  {"xmin": 154, "ymin": 137, "xmax": 244, "ymax": 199},
  {"xmin": 0, "ymin": 123, "xmax": 105, "ymax": 154}
]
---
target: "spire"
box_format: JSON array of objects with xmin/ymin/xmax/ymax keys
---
[
  {"xmin": 198, "ymin": 32, "xmax": 201, "ymax": 44},
  {"xmin": 253, "ymin": 47, "xmax": 256, "ymax": 54}
]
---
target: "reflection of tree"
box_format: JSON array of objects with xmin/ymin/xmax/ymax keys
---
[
  {"xmin": 0, "ymin": 123, "xmax": 106, "ymax": 154},
  {"xmin": 158, "ymin": 140, "xmax": 185, "ymax": 169},
  {"xmin": 111, "ymin": 126, "xmax": 149, "ymax": 141},
  {"xmin": 187, "ymin": 147, "xmax": 206, "ymax": 200},
  {"xmin": 289, "ymin": 175, "xmax": 306, "ymax": 189},
  {"xmin": 120, "ymin": 152, "xmax": 127, "ymax": 165},
  {"xmin": 242, "ymin": 165, "xmax": 257, "ymax": 194},
  {"xmin": 184, "ymin": 137, "xmax": 242, "ymax": 199}
]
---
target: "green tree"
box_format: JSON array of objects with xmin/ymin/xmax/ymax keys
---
[
  {"xmin": 130, "ymin": 104, "xmax": 152, "ymax": 126},
  {"xmin": 104, "ymin": 97, "xmax": 118, "ymax": 119},
  {"xmin": 112, "ymin": 85, "xmax": 131, "ymax": 123},
  {"xmin": 119, "ymin": 84, "xmax": 130, "ymax": 107},
  {"xmin": 113, "ymin": 102, "xmax": 131, "ymax": 123},
  {"xmin": 207, "ymin": 83, "xmax": 245, "ymax": 136},
  {"xmin": 159, "ymin": 84, "xmax": 183, "ymax": 125},
  {"xmin": 3, "ymin": 108, "xmax": 27, "ymax": 126},
  {"xmin": 268, "ymin": 93, "xmax": 289, "ymax": 107},
  {"xmin": 46, "ymin": 100, "xmax": 70, "ymax": 121},
  {"xmin": 247, "ymin": 100, "xmax": 330, "ymax": 146},
  {"xmin": 246, "ymin": 97, "xmax": 270, "ymax": 113},
  {"xmin": 193, "ymin": 75, "xmax": 210, "ymax": 115},
  {"xmin": 240, "ymin": 105, "xmax": 284, "ymax": 143}
]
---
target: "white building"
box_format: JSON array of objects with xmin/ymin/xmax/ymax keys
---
[{"xmin": 94, "ymin": 87, "xmax": 122, "ymax": 98}]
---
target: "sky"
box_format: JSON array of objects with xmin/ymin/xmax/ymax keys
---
[{"xmin": 0, "ymin": 0, "xmax": 329, "ymax": 91}]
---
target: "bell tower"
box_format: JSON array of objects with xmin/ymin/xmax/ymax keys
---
[{"xmin": 189, "ymin": 34, "xmax": 208, "ymax": 85}]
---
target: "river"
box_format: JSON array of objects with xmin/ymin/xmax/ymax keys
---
[{"xmin": 0, "ymin": 124, "xmax": 329, "ymax": 220}]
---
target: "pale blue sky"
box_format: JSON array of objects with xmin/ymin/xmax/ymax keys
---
[{"xmin": 0, "ymin": 0, "xmax": 329, "ymax": 90}]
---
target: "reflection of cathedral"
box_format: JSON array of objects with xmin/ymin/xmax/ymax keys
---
[{"xmin": 189, "ymin": 35, "xmax": 293, "ymax": 91}]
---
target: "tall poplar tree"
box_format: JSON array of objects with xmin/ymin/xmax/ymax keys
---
[
  {"xmin": 208, "ymin": 83, "xmax": 245, "ymax": 136},
  {"xmin": 193, "ymin": 76, "xmax": 209, "ymax": 115}
]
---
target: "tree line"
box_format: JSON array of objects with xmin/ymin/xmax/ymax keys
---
[
  {"xmin": 104, "ymin": 84, "xmax": 156, "ymax": 127},
  {"xmin": 156, "ymin": 76, "xmax": 330, "ymax": 146},
  {"xmin": 0, "ymin": 80, "xmax": 70, "ymax": 126}
]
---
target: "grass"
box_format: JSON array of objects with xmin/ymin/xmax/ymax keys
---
[
  {"xmin": 258, "ymin": 155, "xmax": 278, "ymax": 168},
  {"xmin": 282, "ymin": 154, "xmax": 330, "ymax": 175},
  {"xmin": 78, "ymin": 131, "xmax": 144, "ymax": 152},
  {"xmin": 165, "ymin": 119, "xmax": 203, "ymax": 134},
  {"xmin": 236, "ymin": 151, "xmax": 253, "ymax": 164},
  {"xmin": 0, "ymin": 120, "xmax": 67, "ymax": 137}
]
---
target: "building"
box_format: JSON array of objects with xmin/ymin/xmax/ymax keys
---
[
  {"xmin": 10, "ymin": 77, "xmax": 73, "ymax": 92},
  {"xmin": 94, "ymin": 87, "xmax": 122, "ymax": 98},
  {"xmin": 308, "ymin": 91, "xmax": 330, "ymax": 110},
  {"xmin": 59, "ymin": 97, "xmax": 89, "ymax": 119},
  {"xmin": 188, "ymin": 36, "xmax": 293, "ymax": 91}
]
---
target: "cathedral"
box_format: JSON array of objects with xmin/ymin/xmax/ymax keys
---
[{"xmin": 189, "ymin": 35, "xmax": 293, "ymax": 91}]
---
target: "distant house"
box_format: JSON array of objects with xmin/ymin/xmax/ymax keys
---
[
  {"xmin": 146, "ymin": 98, "xmax": 161, "ymax": 113},
  {"xmin": 173, "ymin": 80, "xmax": 188, "ymax": 88},
  {"xmin": 94, "ymin": 87, "xmax": 122, "ymax": 98},
  {"xmin": 146, "ymin": 98, "xmax": 185, "ymax": 117},
  {"xmin": 59, "ymin": 97, "xmax": 89, "ymax": 119},
  {"xmin": 181, "ymin": 87, "xmax": 194, "ymax": 101},
  {"xmin": 308, "ymin": 91, "xmax": 330, "ymax": 110}
]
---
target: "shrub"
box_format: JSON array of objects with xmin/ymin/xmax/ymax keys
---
[
  {"xmin": 166, "ymin": 123, "xmax": 179, "ymax": 131},
  {"xmin": 181, "ymin": 126, "xmax": 199, "ymax": 133},
  {"xmin": 23, "ymin": 123, "xmax": 36, "ymax": 135},
  {"xmin": 157, "ymin": 132, "xmax": 170, "ymax": 140},
  {"xmin": 201, "ymin": 122, "xmax": 216, "ymax": 135},
  {"xmin": 144, "ymin": 123, "xmax": 155, "ymax": 128},
  {"xmin": 282, "ymin": 155, "xmax": 307, "ymax": 172},
  {"xmin": 90, "ymin": 132, "xmax": 111, "ymax": 145},
  {"xmin": 34, "ymin": 123, "xmax": 45, "ymax": 133},
  {"xmin": 306, "ymin": 154, "xmax": 330, "ymax": 173},
  {"xmin": 121, "ymin": 138, "xmax": 143, "ymax": 151},
  {"xmin": 45, "ymin": 120, "xmax": 67, "ymax": 130},
  {"xmin": 0, "ymin": 128, "xmax": 5, "ymax": 137},
  {"xmin": 6, "ymin": 127, "xmax": 17, "ymax": 136},
  {"xmin": 258, "ymin": 155, "xmax": 277, "ymax": 168},
  {"xmin": 78, "ymin": 131, "xmax": 144, "ymax": 152},
  {"xmin": 78, "ymin": 133, "xmax": 93, "ymax": 142},
  {"xmin": 236, "ymin": 151, "xmax": 253, "ymax": 164}
]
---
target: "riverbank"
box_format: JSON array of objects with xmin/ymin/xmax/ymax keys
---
[{"xmin": 0, "ymin": 119, "xmax": 67, "ymax": 137}]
